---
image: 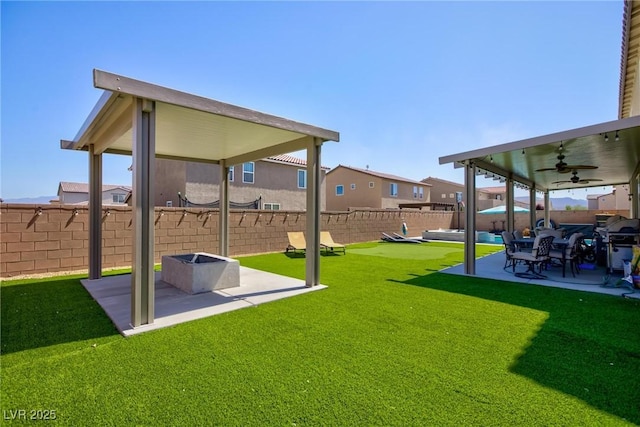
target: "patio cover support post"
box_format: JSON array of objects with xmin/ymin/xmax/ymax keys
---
[
  {"xmin": 544, "ymin": 191, "xmax": 551, "ymax": 228},
  {"xmin": 88, "ymin": 144, "xmax": 102, "ymax": 280},
  {"xmin": 131, "ymin": 98, "xmax": 155, "ymax": 327},
  {"xmin": 464, "ymin": 161, "xmax": 476, "ymax": 275},
  {"xmin": 305, "ymin": 138, "xmax": 322, "ymax": 287},
  {"xmin": 529, "ymin": 186, "xmax": 537, "ymax": 231},
  {"xmin": 219, "ymin": 159, "xmax": 229, "ymax": 257},
  {"xmin": 505, "ymin": 176, "xmax": 514, "ymax": 232},
  {"xmin": 630, "ymin": 174, "xmax": 639, "ymax": 219}
]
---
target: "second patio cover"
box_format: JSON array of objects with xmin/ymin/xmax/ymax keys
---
[{"xmin": 61, "ymin": 69, "xmax": 339, "ymax": 328}]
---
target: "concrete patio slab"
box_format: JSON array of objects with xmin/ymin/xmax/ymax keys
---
[
  {"xmin": 81, "ymin": 267, "xmax": 326, "ymax": 336},
  {"xmin": 441, "ymin": 250, "xmax": 640, "ymax": 299}
]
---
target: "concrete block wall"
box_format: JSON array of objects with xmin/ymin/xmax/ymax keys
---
[
  {"xmin": 472, "ymin": 209, "xmax": 630, "ymax": 232},
  {"xmin": 0, "ymin": 204, "xmax": 455, "ymax": 278},
  {"xmin": 1, "ymin": 205, "xmax": 90, "ymax": 276},
  {"xmin": 4, "ymin": 203, "xmax": 630, "ymax": 278}
]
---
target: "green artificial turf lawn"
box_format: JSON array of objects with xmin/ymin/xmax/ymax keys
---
[{"xmin": 2, "ymin": 241, "xmax": 639, "ymax": 426}]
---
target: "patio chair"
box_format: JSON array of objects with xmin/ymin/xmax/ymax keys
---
[
  {"xmin": 549, "ymin": 232, "xmax": 582, "ymax": 277},
  {"xmin": 286, "ymin": 232, "xmax": 306, "ymax": 254},
  {"xmin": 320, "ymin": 231, "xmax": 346, "ymax": 254},
  {"xmin": 513, "ymin": 230, "xmax": 524, "ymax": 240},
  {"xmin": 501, "ymin": 231, "xmax": 518, "ymax": 269},
  {"xmin": 511, "ymin": 235, "xmax": 555, "ymax": 277}
]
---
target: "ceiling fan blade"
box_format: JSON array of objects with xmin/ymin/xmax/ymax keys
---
[
  {"xmin": 551, "ymin": 180, "xmax": 571, "ymax": 184},
  {"xmin": 579, "ymin": 179, "xmax": 603, "ymax": 184},
  {"xmin": 563, "ymin": 165, "xmax": 598, "ymax": 170},
  {"xmin": 535, "ymin": 167, "xmax": 559, "ymax": 172}
]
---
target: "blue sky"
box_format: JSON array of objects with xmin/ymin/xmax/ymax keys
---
[{"xmin": 1, "ymin": 1, "xmax": 623, "ymax": 200}]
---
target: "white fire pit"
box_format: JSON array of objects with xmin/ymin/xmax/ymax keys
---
[{"xmin": 161, "ymin": 252, "xmax": 240, "ymax": 294}]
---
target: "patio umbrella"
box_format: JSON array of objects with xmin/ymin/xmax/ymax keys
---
[{"xmin": 478, "ymin": 205, "xmax": 529, "ymax": 214}]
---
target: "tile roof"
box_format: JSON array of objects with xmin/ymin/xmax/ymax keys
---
[
  {"xmin": 266, "ymin": 154, "xmax": 330, "ymax": 170},
  {"xmin": 477, "ymin": 186, "xmax": 506, "ymax": 194},
  {"xmin": 421, "ymin": 176, "xmax": 463, "ymax": 187},
  {"xmin": 59, "ymin": 181, "xmax": 132, "ymax": 193},
  {"xmin": 329, "ymin": 165, "xmax": 430, "ymax": 186}
]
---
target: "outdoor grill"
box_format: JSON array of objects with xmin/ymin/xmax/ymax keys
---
[{"xmin": 595, "ymin": 217, "xmax": 640, "ymax": 272}]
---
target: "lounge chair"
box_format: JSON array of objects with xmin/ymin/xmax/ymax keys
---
[
  {"xmin": 381, "ymin": 232, "xmax": 421, "ymax": 244},
  {"xmin": 320, "ymin": 231, "xmax": 346, "ymax": 254},
  {"xmin": 286, "ymin": 232, "xmax": 306, "ymax": 254},
  {"xmin": 393, "ymin": 232, "xmax": 428, "ymax": 243}
]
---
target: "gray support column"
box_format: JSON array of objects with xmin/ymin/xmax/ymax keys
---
[
  {"xmin": 544, "ymin": 191, "xmax": 551, "ymax": 228},
  {"xmin": 630, "ymin": 175, "xmax": 638, "ymax": 219},
  {"xmin": 464, "ymin": 161, "xmax": 476, "ymax": 275},
  {"xmin": 305, "ymin": 138, "xmax": 322, "ymax": 287},
  {"xmin": 529, "ymin": 186, "xmax": 537, "ymax": 230},
  {"xmin": 88, "ymin": 144, "xmax": 102, "ymax": 280},
  {"xmin": 219, "ymin": 160, "xmax": 229, "ymax": 257},
  {"xmin": 131, "ymin": 98, "xmax": 156, "ymax": 327},
  {"xmin": 505, "ymin": 176, "xmax": 514, "ymax": 232}
]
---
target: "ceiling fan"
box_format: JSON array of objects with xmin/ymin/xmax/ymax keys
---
[
  {"xmin": 535, "ymin": 153, "xmax": 598, "ymax": 173},
  {"xmin": 552, "ymin": 170, "xmax": 603, "ymax": 185}
]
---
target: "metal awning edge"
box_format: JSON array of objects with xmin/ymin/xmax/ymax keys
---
[
  {"xmin": 93, "ymin": 69, "xmax": 340, "ymax": 143},
  {"xmin": 60, "ymin": 90, "xmax": 120, "ymax": 150},
  {"xmin": 438, "ymin": 115, "xmax": 640, "ymax": 166}
]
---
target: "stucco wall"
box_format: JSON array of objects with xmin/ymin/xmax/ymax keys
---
[
  {"xmin": 326, "ymin": 168, "xmax": 429, "ymax": 211},
  {"xmin": 326, "ymin": 168, "xmax": 382, "ymax": 210},
  {"xmin": 425, "ymin": 179, "xmax": 463, "ymax": 204},
  {"xmin": 161, "ymin": 159, "xmax": 326, "ymax": 210}
]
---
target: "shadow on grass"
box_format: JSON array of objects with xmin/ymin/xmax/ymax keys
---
[
  {"xmin": 1, "ymin": 277, "xmax": 118, "ymax": 355},
  {"xmin": 284, "ymin": 251, "xmax": 306, "ymax": 259},
  {"xmin": 394, "ymin": 272, "xmax": 640, "ymax": 424},
  {"xmin": 284, "ymin": 251, "xmax": 343, "ymax": 259}
]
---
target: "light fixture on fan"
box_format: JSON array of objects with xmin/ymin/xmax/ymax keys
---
[
  {"xmin": 535, "ymin": 153, "xmax": 598, "ymax": 173},
  {"xmin": 551, "ymin": 170, "xmax": 603, "ymax": 185}
]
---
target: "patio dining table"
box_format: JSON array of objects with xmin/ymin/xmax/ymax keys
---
[{"xmin": 512, "ymin": 237, "xmax": 569, "ymax": 250}]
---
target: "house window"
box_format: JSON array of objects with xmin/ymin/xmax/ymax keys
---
[
  {"xmin": 112, "ymin": 193, "xmax": 126, "ymax": 203},
  {"xmin": 351, "ymin": 183, "xmax": 356, "ymax": 190},
  {"xmin": 369, "ymin": 182, "xmax": 374, "ymax": 188},
  {"xmin": 449, "ymin": 193, "xmax": 454, "ymax": 199},
  {"xmin": 228, "ymin": 166, "xmax": 234, "ymax": 182},
  {"xmin": 496, "ymin": 194, "xmax": 502, "ymax": 200},
  {"xmin": 413, "ymin": 186, "xmax": 418, "ymax": 198},
  {"xmin": 243, "ymin": 162, "xmax": 254, "ymax": 183},
  {"xmin": 419, "ymin": 187, "xmax": 424, "ymax": 199},
  {"xmin": 263, "ymin": 203, "xmax": 280, "ymax": 210},
  {"xmin": 297, "ymin": 169, "xmax": 306, "ymax": 189},
  {"xmin": 390, "ymin": 183, "xmax": 398, "ymax": 197},
  {"xmin": 336, "ymin": 185, "xmax": 344, "ymax": 196},
  {"xmin": 441, "ymin": 194, "xmax": 447, "ymax": 199}
]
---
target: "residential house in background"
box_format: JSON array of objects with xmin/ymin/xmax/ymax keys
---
[
  {"xmin": 587, "ymin": 185, "xmax": 630, "ymax": 210},
  {"xmin": 422, "ymin": 177, "xmax": 529, "ymax": 211},
  {"xmin": 476, "ymin": 186, "xmax": 508, "ymax": 211},
  {"xmin": 420, "ymin": 177, "xmax": 463, "ymax": 210},
  {"xmin": 155, "ymin": 154, "xmax": 328, "ymax": 210},
  {"xmin": 325, "ymin": 165, "xmax": 431, "ymax": 211},
  {"xmin": 56, "ymin": 182, "xmax": 131, "ymax": 205}
]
